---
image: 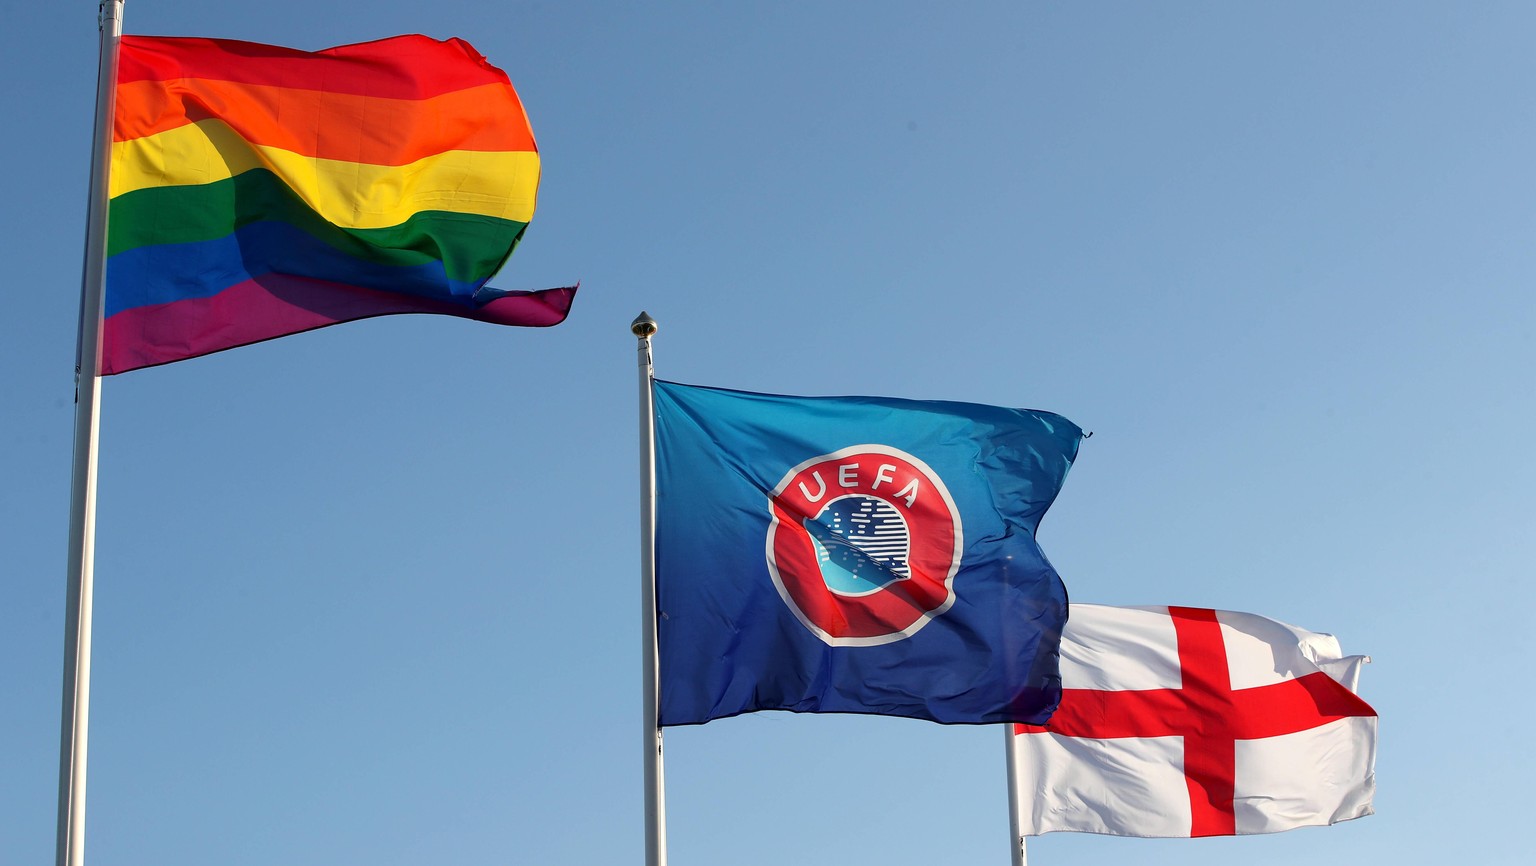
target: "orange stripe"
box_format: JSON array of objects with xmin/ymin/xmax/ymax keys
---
[{"xmin": 114, "ymin": 78, "xmax": 534, "ymax": 165}]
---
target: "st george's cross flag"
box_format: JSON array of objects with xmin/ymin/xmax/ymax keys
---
[
  {"xmin": 1011, "ymin": 604, "xmax": 1376, "ymax": 837},
  {"xmin": 653, "ymin": 380, "xmax": 1082, "ymax": 726}
]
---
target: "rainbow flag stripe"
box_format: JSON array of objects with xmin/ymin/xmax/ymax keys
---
[{"xmin": 104, "ymin": 34, "xmax": 574, "ymax": 374}]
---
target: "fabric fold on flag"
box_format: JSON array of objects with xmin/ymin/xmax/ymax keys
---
[
  {"xmin": 103, "ymin": 34, "xmax": 575, "ymax": 374},
  {"xmin": 654, "ymin": 380, "xmax": 1083, "ymax": 726},
  {"xmin": 1012, "ymin": 604, "xmax": 1377, "ymax": 838}
]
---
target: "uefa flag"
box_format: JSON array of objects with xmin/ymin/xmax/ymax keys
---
[{"xmin": 653, "ymin": 380, "xmax": 1083, "ymax": 726}]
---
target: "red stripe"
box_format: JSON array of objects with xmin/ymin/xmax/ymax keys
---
[
  {"xmin": 1017, "ymin": 607, "xmax": 1376, "ymax": 837},
  {"xmin": 1167, "ymin": 607, "xmax": 1236, "ymax": 837},
  {"xmin": 118, "ymin": 35, "xmax": 511, "ymax": 99}
]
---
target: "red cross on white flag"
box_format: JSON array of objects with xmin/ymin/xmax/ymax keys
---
[{"xmin": 1011, "ymin": 604, "xmax": 1377, "ymax": 838}]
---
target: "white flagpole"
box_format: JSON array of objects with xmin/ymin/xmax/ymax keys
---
[
  {"xmin": 57, "ymin": 3, "xmax": 123, "ymax": 866},
  {"xmin": 632, "ymin": 312, "xmax": 668, "ymax": 866},
  {"xmin": 1004, "ymin": 725, "xmax": 1029, "ymax": 866}
]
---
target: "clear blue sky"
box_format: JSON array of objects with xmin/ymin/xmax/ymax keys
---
[{"xmin": 4, "ymin": 2, "xmax": 1532, "ymax": 863}]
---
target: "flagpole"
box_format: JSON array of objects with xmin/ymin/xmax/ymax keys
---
[
  {"xmin": 58, "ymin": 3, "xmax": 123, "ymax": 866},
  {"xmin": 632, "ymin": 311, "xmax": 668, "ymax": 866},
  {"xmin": 1004, "ymin": 725, "xmax": 1028, "ymax": 866}
]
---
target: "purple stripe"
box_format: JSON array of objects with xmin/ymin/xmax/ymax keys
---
[{"xmin": 101, "ymin": 272, "xmax": 577, "ymax": 375}]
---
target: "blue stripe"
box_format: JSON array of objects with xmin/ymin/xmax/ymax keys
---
[{"xmin": 105, "ymin": 221, "xmax": 486, "ymax": 318}]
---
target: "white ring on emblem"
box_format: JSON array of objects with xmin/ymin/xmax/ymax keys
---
[{"xmin": 764, "ymin": 444, "xmax": 964, "ymax": 647}]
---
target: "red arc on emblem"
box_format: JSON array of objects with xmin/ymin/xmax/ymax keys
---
[{"xmin": 765, "ymin": 446, "xmax": 963, "ymax": 647}]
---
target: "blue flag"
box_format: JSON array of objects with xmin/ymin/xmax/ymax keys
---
[{"xmin": 654, "ymin": 380, "xmax": 1083, "ymax": 726}]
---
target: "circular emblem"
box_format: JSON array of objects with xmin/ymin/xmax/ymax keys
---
[{"xmin": 765, "ymin": 445, "xmax": 963, "ymax": 646}]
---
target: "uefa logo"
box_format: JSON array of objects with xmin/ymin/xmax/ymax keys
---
[{"xmin": 765, "ymin": 445, "xmax": 964, "ymax": 646}]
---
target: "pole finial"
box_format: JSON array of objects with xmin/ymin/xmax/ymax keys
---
[{"xmin": 631, "ymin": 311, "xmax": 658, "ymax": 338}]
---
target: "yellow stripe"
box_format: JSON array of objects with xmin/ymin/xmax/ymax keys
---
[{"xmin": 110, "ymin": 119, "xmax": 539, "ymax": 228}]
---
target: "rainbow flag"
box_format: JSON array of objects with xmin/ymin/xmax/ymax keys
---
[{"xmin": 103, "ymin": 34, "xmax": 575, "ymax": 375}]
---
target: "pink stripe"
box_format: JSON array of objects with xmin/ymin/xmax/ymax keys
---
[{"xmin": 101, "ymin": 273, "xmax": 576, "ymax": 375}]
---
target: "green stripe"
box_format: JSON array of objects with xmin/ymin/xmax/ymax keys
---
[{"xmin": 107, "ymin": 170, "xmax": 528, "ymax": 285}]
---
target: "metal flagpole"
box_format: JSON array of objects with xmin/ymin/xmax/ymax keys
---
[
  {"xmin": 1004, "ymin": 725, "xmax": 1029, "ymax": 866},
  {"xmin": 632, "ymin": 312, "xmax": 668, "ymax": 866},
  {"xmin": 57, "ymin": 3, "xmax": 124, "ymax": 866}
]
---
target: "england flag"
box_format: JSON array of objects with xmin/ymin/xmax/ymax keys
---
[{"xmin": 1011, "ymin": 604, "xmax": 1377, "ymax": 837}]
